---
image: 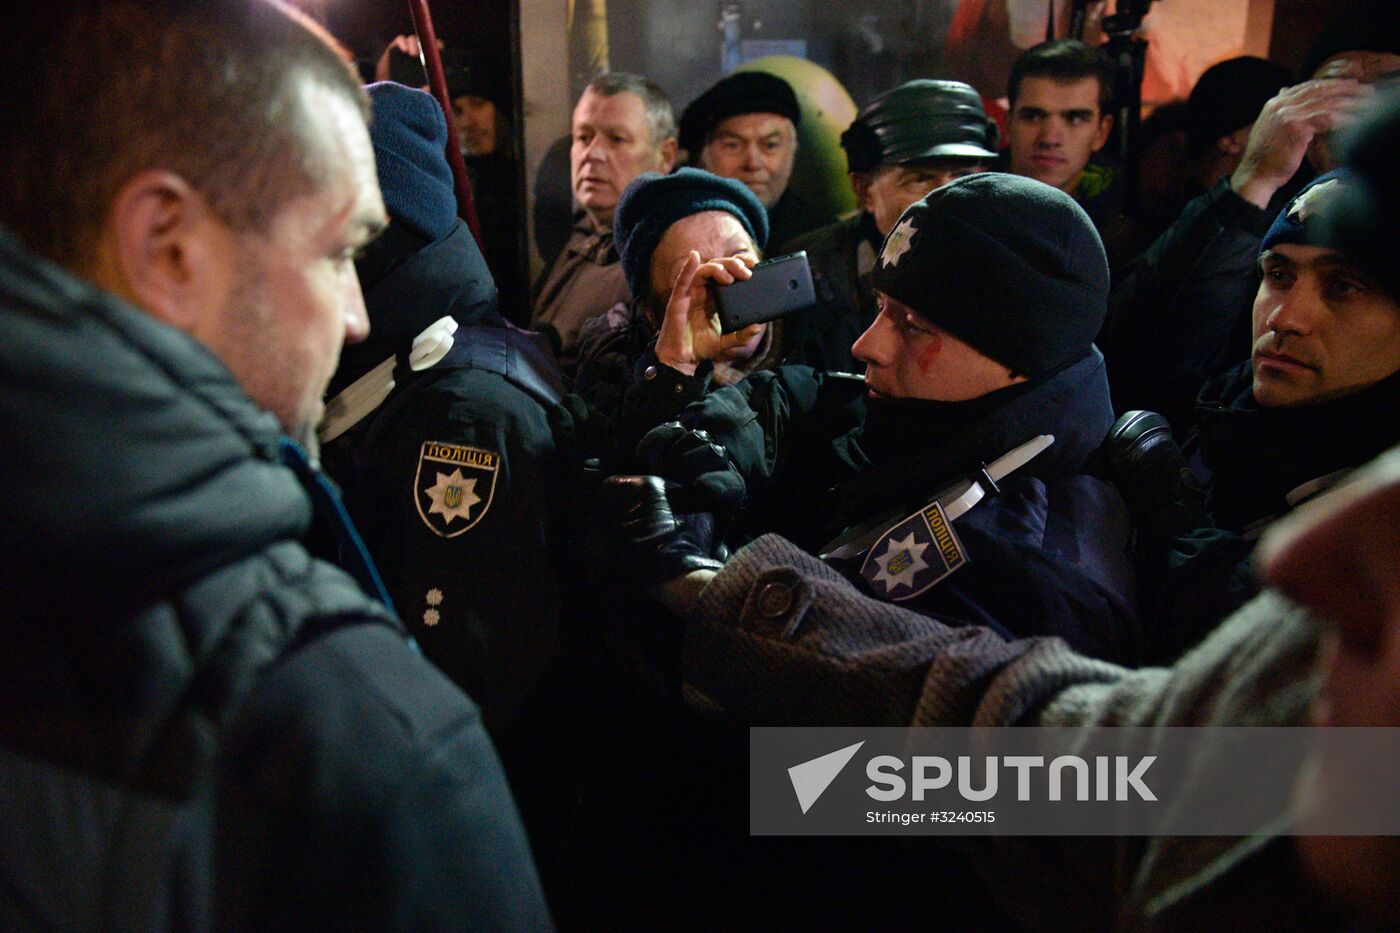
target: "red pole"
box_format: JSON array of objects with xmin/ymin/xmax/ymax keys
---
[{"xmin": 407, "ymin": 0, "xmax": 484, "ymax": 246}]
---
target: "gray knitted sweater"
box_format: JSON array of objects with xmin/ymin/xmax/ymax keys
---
[{"xmin": 684, "ymin": 533, "xmax": 1331, "ymax": 930}]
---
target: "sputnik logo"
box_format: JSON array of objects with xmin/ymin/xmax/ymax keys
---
[{"xmin": 787, "ymin": 742, "xmax": 865, "ymax": 814}]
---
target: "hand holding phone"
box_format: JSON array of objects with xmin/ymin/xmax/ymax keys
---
[
  {"xmin": 708, "ymin": 252, "xmax": 816, "ymax": 333},
  {"xmin": 654, "ymin": 250, "xmax": 761, "ymax": 375}
]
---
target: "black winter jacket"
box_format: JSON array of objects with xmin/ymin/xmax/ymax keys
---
[
  {"xmin": 1099, "ymin": 178, "xmax": 1278, "ymax": 432},
  {"xmin": 325, "ymin": 221, "xmax": 569, "ymax": 734},
  {"xmin": 0, "ymin": 232, "xmax": 551, "ymax": 931}
]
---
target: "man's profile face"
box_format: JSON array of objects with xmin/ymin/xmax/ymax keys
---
[
  {"xmin": 852, "ymin": 293, "xmax": 1022, "ymax": 401},
  {"xmin": 698, "ymin": 112, "xmax": 797, "ymax": 209},
  {"xmin": 1251, "ymin": 243, "xmax": 1400, "ymax": 407},
  {"xmin": 857, "ymin": 160, "xmax": 986, "ymax": 237},
  {"xmin": 1007, "ymin": 76, "xmax": 1112, "ymax": 193},
  {"xmin": 571, "ymin": 89, "xmax": 673, "ymax": 229},
  {"xmin": 196, "ymin": 82, "xmax": 386, "ymax": 444},
  {"xmin": 451, "ymin": 93, "xmax": 498, "ymax": 156}
]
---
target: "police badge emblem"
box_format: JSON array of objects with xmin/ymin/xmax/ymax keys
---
[
  {"xmin": 859, "ymin": 500, "xmax": 968, "ymax": 601},
  {"xmin": 414, "ymin": 441, "xmax": 499, "ymax": 538},
  {"xmin": 881, "ymin": 216, "xmax": 918, "ymax": 268}
]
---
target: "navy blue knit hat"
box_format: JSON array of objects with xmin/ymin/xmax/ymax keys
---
[
  {"xmin": 366, "ymin": 82, "xmax": 458, "ymax": 242},
  {"xmin": 613, "ymin": 167, "xmax": 769, "ymax": 300},
  {"xmin": 1260, "ymin": 169, "xmax": 1353, "ymax": 255},
  {"xmin": 870, "ymin": 173, "xmax": 1108, "ymax": 378}
]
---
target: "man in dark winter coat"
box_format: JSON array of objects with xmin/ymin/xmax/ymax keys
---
[
  {"xmin": 780, "ymin": 79, "xmax": 996, "ymax": 368},
  {"xmin": 321, "ymin": 82, "xmax": 568, "ymax": 737},
  {"xmin": 679, "ymin": 71, "xmax": 803, "ymax": 242},
  {"xmin": 626, "ymin": 173, "xmax": 1141, "ymax": 663},
  {"xmin": 1141, "ymin": 166, "xmax": 1400, "ymax": 661},
  {"xmin": 1100, "ymin": 1, "xmax": 1396, "ymax": 432},
  {"xmin": 0, "ymin": 4, "xmax": 550, "ymax": 929}
]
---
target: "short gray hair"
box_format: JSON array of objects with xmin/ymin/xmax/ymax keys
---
[{"xmin": 585, "ymin": 72, "xmax": 677, "ymax": 148}]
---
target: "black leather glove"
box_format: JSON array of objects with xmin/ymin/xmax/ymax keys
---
[
  {"xmin": 592, "ymin": 475, "xmax": 724, "ymax": 589},
  {"xmin": 635, "ymin": 422, "xmax": 746, "ymax": 515}
]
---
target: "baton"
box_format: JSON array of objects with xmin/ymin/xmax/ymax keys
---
[{"xmin": 407, "ymin": 0, "xmax": 484, "ymax": 246}]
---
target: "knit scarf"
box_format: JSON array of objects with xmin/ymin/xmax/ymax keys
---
[{"xmin": 1196, "ymin": 362, "xmax": 1400, "ymax": 533}]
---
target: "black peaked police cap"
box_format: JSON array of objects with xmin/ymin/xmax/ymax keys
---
[{"xmin": 870, "ymin": 173, "xmax": 1109, "ymax": 378}]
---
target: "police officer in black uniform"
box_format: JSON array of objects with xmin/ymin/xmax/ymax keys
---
[
  {"xmin": 320, "ymin": 83, "xmax": 569, "ymax": 735},
  {"xmin": 624, "ymin": 174, "xmax": 1143, "ymax": 663},
  {"xmin": 782, "ymin": 80, "xmax": 998, "ymax": 349}
]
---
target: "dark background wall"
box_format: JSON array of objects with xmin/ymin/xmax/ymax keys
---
[{"xmin": 322, "ymin": 0, "xmax": 510, "ymax": 72}]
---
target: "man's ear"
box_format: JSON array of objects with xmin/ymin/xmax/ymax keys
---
[
  {"xmin": 95, "ymin": 170, "xmax": 233, "ymax": 332},
  {"xmin": 657, "ymin": 137, "xmax": 679, "ymax": 175},
  {"xmin": 1092, "ymin": 112, "xmax": 1114, "ymax": 153},
  {"xmin": 850, "ymin": 172, "xmax": 873, "ymax": 212}
]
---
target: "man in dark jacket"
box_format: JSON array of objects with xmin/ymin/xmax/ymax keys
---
[
  {"xmin": 1100, "ymin": 3, "xmax": 1395, "ymax": 431},
  {"xmin": 585, "ymin": 99, "xmax": 1400, "ymax": 929},
  {"xmin": 0, "ymin": 3, "xmax": 549, "ymax": 929},
  {"xmin": 781, "ymin": 79, "xmax": 997, "ymax": 364},
  {"xmin": 679, "ymin": 71, "xmax": 802, "ymax": 236},
  {"xmin": 1141, "ymin": 167, "xmax": 1400, "ymax": 661},
  {"xmin": 630, "ymin": 173, "xmax": 1140, "ymax": 663}
]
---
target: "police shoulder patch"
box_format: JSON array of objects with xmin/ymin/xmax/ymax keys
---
[
  {"xmin": 414, "ymin": 441, "xmax": 500, "ymax": 538},
  {"xmin": 859, "ymin": 500, "xmax": 968, "ymax": 601}
]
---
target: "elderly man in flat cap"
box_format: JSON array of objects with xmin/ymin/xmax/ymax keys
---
[
  {"xmin": 679, "ymin": 72, "xmax": 806, "ymax": 244},
  {"xmin": 786, "ymin": 79, "xmax": 998, "ymax": 356}
]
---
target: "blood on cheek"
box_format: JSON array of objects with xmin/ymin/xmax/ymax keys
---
[{"xmin": 915, "ymin": 332, "xmax": 944, "ymax": 372}]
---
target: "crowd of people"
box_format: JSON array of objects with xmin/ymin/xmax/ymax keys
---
[{"xmin": 3, "ymin": 0, "xmax": 1400, "ymax": 929}]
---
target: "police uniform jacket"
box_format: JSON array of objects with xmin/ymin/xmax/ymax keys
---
[
  {"xmin": 656, "ymin": 348, "xmax": 1142, "ymax": 663},
  {"xmin": 324, "ymin": 220, "xmax": 569, "ymax": 735},
  {"xmin": 0, "ymin": 232, "xmax": 550, "ymax": 930}
]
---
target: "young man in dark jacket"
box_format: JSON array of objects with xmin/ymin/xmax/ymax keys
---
[
  {"xmin": 1100, "ymin": 3, "xmax": 1396, "ymax": 431},
  {"xmin": 1141, "ymin": 167, "xmax": 1400, "ymax": 661},
  {"xmin": 0, "ymin": 3, "xmax": 550, "ymax": 929},
  {"xmin": 626, "ymin": 173, "xmax": 1141, "ymax": 663}
]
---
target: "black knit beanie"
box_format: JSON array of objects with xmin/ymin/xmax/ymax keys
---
[
  {"xmin": 1186, "ymin": 57, "xmax": 1292, "ymax": 155},
  {"xmin": 1319, "ymin": 90, "xmax": 1400, "ymax": 301},
  {"xmin": 869, "ymin": 173, "xmax": 1108, "ymax": 378},
  {"xmin": 613, "ymin": 167, "xmax": 769, "ymax": 300}
]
